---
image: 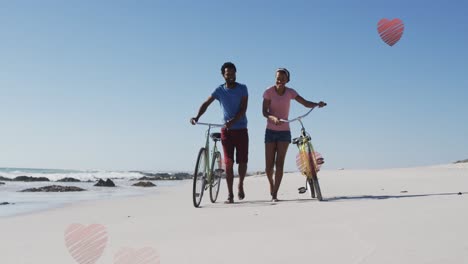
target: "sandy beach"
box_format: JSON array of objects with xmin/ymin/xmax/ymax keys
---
[{"xmin": 1, "ymin": 164, "xmax": 467, "ymax": 263}]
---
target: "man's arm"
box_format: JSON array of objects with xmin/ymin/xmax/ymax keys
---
[{"xmin": 190, "ymin": 96, "xmax": 215, "ymax": 124}]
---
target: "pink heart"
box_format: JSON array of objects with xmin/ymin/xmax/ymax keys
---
[
  {"xmin": 114, "ymin": 247, "xmax": 160, "ymax": 264},
  {"xmin": 64, "ymin": 224, "xmax": 108, "ymax": 264},
  {"xmin": 377, "ymin": 18, "xmax": 404, "ymax": 46}
]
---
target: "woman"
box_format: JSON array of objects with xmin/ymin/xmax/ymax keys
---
[{"xmin": 262, "ymin": 68, "xmax": 326, "ymax": 202}]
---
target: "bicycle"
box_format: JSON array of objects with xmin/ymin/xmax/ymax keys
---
[
  {"xmin": 192, "ymin": 122, "xmax": 225, "ymax": 208},
  {"xmin": 281, "ymin": 106, "xmax": 326, "ymax": 201}
]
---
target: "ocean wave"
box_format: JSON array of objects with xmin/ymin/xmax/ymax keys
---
[{"xmin": 0, "ymin": 168, "xmax": 161, "ymax": 181}]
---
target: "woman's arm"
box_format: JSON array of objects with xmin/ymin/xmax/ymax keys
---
[
  {"xmin": 263, "ymin": 98, "xmax": 281, "ymax": 124},
  {"xmin": 295, "ymin": 95, "xmax": 326, "ymax": 108}
]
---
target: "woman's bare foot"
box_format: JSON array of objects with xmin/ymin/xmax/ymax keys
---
[{"xmin": 224, "ymin": 194, "xmax": 234, "ymax": 204}]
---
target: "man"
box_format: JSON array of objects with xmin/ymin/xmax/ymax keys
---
[{"xmin": 190, "ymin": 62, "xmax": 248, "ymax": 204}]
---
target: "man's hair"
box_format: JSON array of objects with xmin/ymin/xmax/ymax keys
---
[{"xmin": 221, "ymin": 62, "xmax": 237, "ymax": 74}]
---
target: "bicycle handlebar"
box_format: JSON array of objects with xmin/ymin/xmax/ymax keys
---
[
  {"xmin": 279, "ymin": 107, "xmax": 315, "ymax": 123},
  {"xmin": 194, "ymin": 122, "xmax": 224, "ymax": 127}
]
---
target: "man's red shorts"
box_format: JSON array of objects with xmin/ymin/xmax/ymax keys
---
[{"xmin": 221, "ymin": 128, "xmax": 249, "ymax": 165}]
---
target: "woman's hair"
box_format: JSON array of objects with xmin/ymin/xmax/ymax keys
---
[
  {"xmin": 221, "ymin": 62, "xmax": 237, "ymax": 74},
  {"xmin": 276, "ymin": 68, "xmax": 290, "ymax": 82}
]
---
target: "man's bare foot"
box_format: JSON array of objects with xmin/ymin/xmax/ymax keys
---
[{"xmin": 238, "ymin": 184, "xmax": 245, "ymax": 200}]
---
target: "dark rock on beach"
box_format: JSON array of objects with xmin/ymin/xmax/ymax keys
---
[
  {"xmin": 454, "ymin": 159, "xmax": 468, "ymax": 164},
  {"xmin": 0, "ymin": 176, "xmax": 12, "ymax": 181},
  {"xmin": 246, "ymin": 171, "xmax": 265, "ymax": 176},
  {"xmin": 137, "ymin": 176, "xmax": 160, "ymax": 181},
  {"xmin": 57, "ymin": 177, "xmax": 81, "ymax": 182},
  {"xmin": 0, "ymin": 182, "xmax": 5, "ymax": 185},
  {"xmin": 1, "ymin": 202, "xmax": 10, "ymax": 205},
  {"xmin": 20, "ymin": 185, "xmax": 86, "ymax": 192},
  {"xmin": 13, "ymin": 176, "xmax": 50, "ymax": 182},
  {"xmin": 132, "ymin": 181, "xmax": 156, "ymax": 187},
  {"xmin": 134, "ymin": 172, "xmax": 191, "ymax": 181},
  {"xmin": 94, "ymin": 179, "xmax": 116, "ymax": 187}
]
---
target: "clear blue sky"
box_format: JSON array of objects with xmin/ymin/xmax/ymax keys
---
[{"xmin": 1, "ymin": 1, "xmax": 467, "ymax": 172}]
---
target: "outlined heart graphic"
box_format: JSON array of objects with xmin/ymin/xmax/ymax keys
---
[
  {"xmin": 64, "ymin": 224, "xmax": 108, "ymax": 264},
  {"xmin": 377, "ymin": 18, "xmax": 404, "ymax": 46},
  {"xmin": 114, "ymin": 247, "xmax": 160, "ymax": 264}
]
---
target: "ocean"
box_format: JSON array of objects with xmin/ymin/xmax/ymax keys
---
[{"xmin": 0, "ymin": 167, "xmax": 189, "ymax": 217}]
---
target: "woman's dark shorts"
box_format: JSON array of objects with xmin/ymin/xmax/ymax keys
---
[{"xmin": 264, "ymin": 129, "xmax": 291, "ymax": 143}]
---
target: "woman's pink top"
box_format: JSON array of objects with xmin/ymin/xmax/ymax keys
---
[{"xmin": 263, "ymin": 86, "xmax": 298, "ymax": 131}]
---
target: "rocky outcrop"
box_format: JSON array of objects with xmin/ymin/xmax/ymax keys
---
[
  {"xmin": 13, "ymin": 176, "xmax": 50, "ymax": 182},
  {"xmin": 137, "ymin": 176, "xmax": 160, "ymax": 181},
  {"xmin": 247, "ymin": 171, "xmax": 265, "ymax": 176},
  {"xmin": 20, "ymin": 185, "xmax": 86, "ymax": 192},
  {"xmin": 57, "ymin": 177, "xmax": 81, "ymax": 182},
  {"xmin": 0, "ymin": 202, "xmax": 10, "ymax": 205},
  {"xmin": 134, "ymin": 172, "xmax": 191, "ymax": 181},
  {"xmin": 94, "ymin": 179, "xmax": 116, "ymax": 187},
  {"xmin": 0, "ymin": 182, "xmax": 5, "ymax": 185},
  {"xmin": 0, "ymin": 176, "xmax": 12, "ymax": 181},
  {"xmin": 132, "ymin": 181, "xmax": 156, "ymax": 187},
  {"xmin": 454, "ymin": 159, "xmax": 468, "ymax": 164}
]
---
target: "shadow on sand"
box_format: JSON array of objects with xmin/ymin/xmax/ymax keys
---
[
  {"xmin": 325, "ymin": 191, "xmax": 467, "ymax": 202},
  {"xmin": 201, "ymin": 197, "xmax": 320, "ymax": 209},
  {"xmin": 200, "ymin": 192, "xmax": 467, "ymax": 208}
]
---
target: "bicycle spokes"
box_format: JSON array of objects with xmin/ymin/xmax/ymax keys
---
[
  {"xmin": 296, "ymin": 147, "xmax": 324, "ymax": 176},
  {"xmin": 296, "ymin": 148, "xmax": 314, "ymax": 176}
]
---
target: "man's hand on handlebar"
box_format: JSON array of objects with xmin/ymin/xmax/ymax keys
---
[{"xmin": 190, "ymin": 117, "xmax": 199, "ymax": 125}]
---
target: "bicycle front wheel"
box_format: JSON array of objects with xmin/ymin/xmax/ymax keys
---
[
  {"xmin": 209, "ymin": 151, "xmax": 223, "ymax": 203},
  {"xmin": 307, "ymin": 178, "xmax": 316, "ymax": 198},
  {"xmin": 307, "ymin": 144, "xmax": 323, "ymax": 201},
  {"xmin": 193, "ymin": 148, "xmax": 207, "ymax": 208}
]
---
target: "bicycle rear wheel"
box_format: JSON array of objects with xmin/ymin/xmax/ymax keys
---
[
  {"xmin": 193, "ymin": 148, "xmax": 207, "ymax": 208},
  {"xmin": 307, "ymin": 144, "xmax": 323, "ymax": 201},
  {"xmin": 209, "ymin": 151, "xmax": 223, "ymax": 203}
]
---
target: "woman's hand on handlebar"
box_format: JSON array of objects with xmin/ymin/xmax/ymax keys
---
[
  {"xmin": 270, "ymin": 116, "xmax": 283, "ymax": 125},
  {"xmin": 317, "ymin": 101, "xmax": 327, "ymax": 108}
]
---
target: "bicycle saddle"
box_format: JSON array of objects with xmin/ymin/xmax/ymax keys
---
[{"xmin": 210, "ymin": 133, "xmax": 221, "ymax": 141}]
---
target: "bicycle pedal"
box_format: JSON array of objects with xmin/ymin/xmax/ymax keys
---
[{"xmin": 298, "ymin": 187, "xmax": 307, "ymax": 194}]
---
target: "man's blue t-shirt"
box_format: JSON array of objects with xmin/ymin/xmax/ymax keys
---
[{"xmin": 211, "ymin": 83, "xmax": 248, "ymax": 129}]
